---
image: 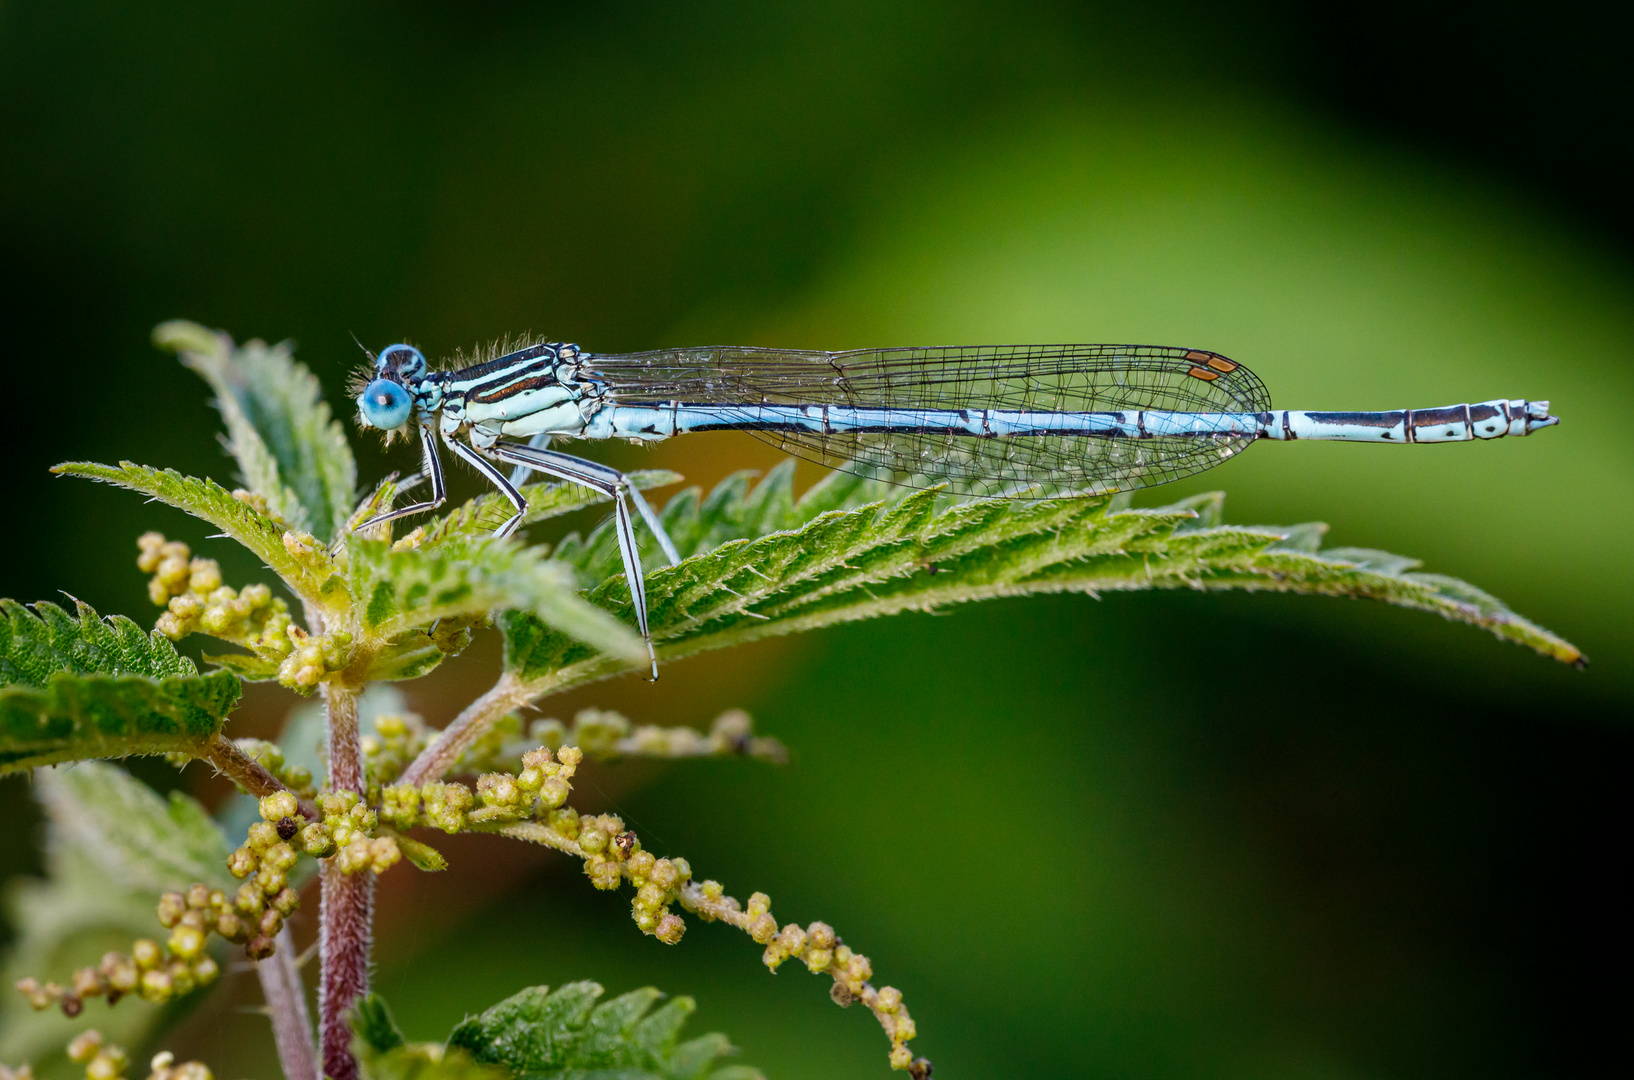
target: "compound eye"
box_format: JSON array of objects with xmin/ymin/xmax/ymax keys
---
[
  {"xmin": 377, "ymin": 343, "xmax": 426, "ymax": 381},
  {"xmin": 358, "ymin": 379, "xmax": 413, "ymax": 430}
]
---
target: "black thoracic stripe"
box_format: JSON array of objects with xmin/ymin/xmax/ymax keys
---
[
  {"xmin": 453, "ymin": 345, "xmax": 555, "ymax": 380},
  {"xmin": 466, "ymin": 369, "xmax": 559, "ymax": 404}
]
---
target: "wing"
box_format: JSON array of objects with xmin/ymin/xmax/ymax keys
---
[{"xmin": 584, "ymin": 344, "xmax": 1272, "ymax": 499}]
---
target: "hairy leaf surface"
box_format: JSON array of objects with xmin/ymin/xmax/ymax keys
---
[
  {"xmin": 0, "ymin": 764, "xmax": 232, "ymax": 1068},
  {"xmin": 504, "ymin": 471, "xmax": 1582, "ymax": 689},
  {"xmin": 52, "ymin": 461, "xmax": 343, "ymax": 605},
  {"xmin": 0, "ymin": 600, "xmax": 241, "ymax": 773},
  {"xmin": 446, "ymin": 981, "xmax": 762, "ymax": 1080},
  {"xmin": 347, "ymin": 535, "xmax": 646, "ymax": 663},
  {"xmin": 157, "ymin": 320, "xmax": 358, "ymax": 541}
]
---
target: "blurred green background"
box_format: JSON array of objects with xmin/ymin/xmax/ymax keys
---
[{"xmin": 1, "ymin": 3, "xmax": 1627, "ymax": 1078}]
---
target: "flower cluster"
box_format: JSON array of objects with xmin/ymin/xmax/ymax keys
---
[
  {"xmin": 380, "ymin": 745, "xmax": 581, "ymax": 833},
  {"xmin": 138, "ymin": 533, "xmax": 291, "ymax": 657},
  {"xmin": 14, "ymin": 885, "xmax": 224, "ymax": 1016},
  {"xmin": 66, "ymin": 1033, "xmax": 212, "ymax": 1080},
  {"xmin": 220, "ymin": 791, "xmax": 307, "ymax": 959},
  {"xmin": 295, "ymin": 790, "xmax": 401, "ymax": 874},
  {"xmin": 532, "ymin": 707, "xmax": 787, "ymax": 764},
  {"xmin": 678, "ymin": 881, "xmax": 926, "ymax": 1075}
]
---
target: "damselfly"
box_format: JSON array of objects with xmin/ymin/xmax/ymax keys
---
[{"xmin": 353, "ymin": 341, "xmax": 1558, "ymax": 675}]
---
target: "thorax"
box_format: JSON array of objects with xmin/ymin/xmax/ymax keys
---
[{"xmin": 427, "ymin": 343, "xmax": 605, "ymax": 442}]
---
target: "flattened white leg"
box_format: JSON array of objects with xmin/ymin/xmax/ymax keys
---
[
  {"xmin": 507, "ymin": 431, "xmax": 552, "ymax": 487},
  {"xmin": 444, "ymin": 435, "xmax": 529, "ymax": 538},
  {"xmin": 352, "ymin": 425, "xmax": 448, "ymax": 534},
  {"xmin": 484, "ymin": 439, "xmax": 659, "ymax": 679}
]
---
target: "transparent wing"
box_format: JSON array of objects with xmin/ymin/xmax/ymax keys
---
[{"xmin": 585, "ymin": 344, "xmax": 1272, "ymax": 499}]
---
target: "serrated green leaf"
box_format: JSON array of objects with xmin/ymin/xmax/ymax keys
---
[
  {"xmin": 0, "ymin": 599, "xmax": 242, "ymax": 773},
  {"xmin": 347, "ymin": 534, "xmax": 646, "ymax": 664},
  {"xmin": 158, "ymin": 320, "xmax": 358, "ymax": 541},
  {"xmin": 554, "ymin": 460, "xmax": 895, "ymax": 583},
  {"xmin": 0, "ymin": 764, "xmax": 234, "ymax": 1068},
  {"xmin": 503, "ymin": 472, "xmax": 1582, "ymax": 688},
  {"xmin": 38, "ymin": 762, "xmax": 235, "ymax": 892},
  {"xmin": 446, "ymin": 981, "xmax": 760, "ymax": 1080},
  {"xmin": 352, "ymin": 994, "xmax": 408, "ymax": 1054},
  {"xmin": 51, "ymin": 461, "xmax": 344, "ymax": 605}
]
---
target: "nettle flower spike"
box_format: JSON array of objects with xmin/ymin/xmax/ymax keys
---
[
  {"xmin": 138, "ymin": 533, "xmax": 293, "ymax": 661},
  {"xmin": 66, "ymin": 1033, "xmax": 213, "ymax": 1080},
  {"xmin": 14, "ymin": 883, "xmax": 227, "ymax": 1016}
]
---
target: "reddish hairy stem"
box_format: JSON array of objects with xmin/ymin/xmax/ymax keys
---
[
  {"xmin": 399, "ymin": 672, "xmax": 530, "ymax": 787},
  {"xmin": 201, "ymin": 733, "xmax": 317, "ymax": 818},
  {"xmin": 318, "ymin": 681, "xmax": 371, "ymax": 1080},
  {"xmin": 256, "ymin": 927, "xmax": 318, "ymax": 1080}
]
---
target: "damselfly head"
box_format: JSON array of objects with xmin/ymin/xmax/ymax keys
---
[
  {"xmin": 357, "ymin": 378, "xmax": 413, "ymax": 431},
  {"xmin": 376, "ymin": 343, "xmax": 427, "ymax": 382}
]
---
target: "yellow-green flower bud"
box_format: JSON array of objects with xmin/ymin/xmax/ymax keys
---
[
  {"xmin": 246, "ymin": 821, "xmax": 279, "ymax": 852},
  {"xmin": 655, "ymin": 913, "xmax": 685, "ymax": 945},
  {"xmin": 227, "ymin": 847, "xmax": 257, "ymax": 879},
  {"xmin": 131, "ymin": 939, "xmax": 163, "ymax": 971},
  {"xmin": 67, "ymin": 1030, "xmax": 102, "ymax": 1062},
  {"xmin": 87, "ymin": 1049, "xmax": 127, "ymax": 1080},
  {"xmin": 166, "ymin": 925, "xmax": 206, "ymax": 961},
  {"xmin": 215, "ymin": 912, "xmax": 248, "ymax": 943},
  {"xmin": 336, "ymin": 838, "xmax": 373, "ymax": 874},
  {"xmin": 156, "ymin": 892, "xmax": 186, "ymax": 928},
  {"xmin": 585, "ymin": 859, "xmax": 622, "ymax": 891},
  {"xmin": 259, "ymin": 791, "xmax": 299, "ymax": 822},
  {"xmin": 748, "ymin": 913, "xmax": 777, "ymax": 944},
  {"xmin": 235, "ymin": 882, "xmax": 266, "ymax": 916},
  {"xmin": 263, "ymin": 842, "xmax": 298, "ymax": 873},
  {"xmin": 300, "ymin": 822, "xmax": 333, "ymax": 856},
  {"xmin": 138, "ymin": 968, "xmax": 173, "ymax": 1002},
  {"xmin": 193, "ymin": 956, "xmax": 220, "ymax": 986},
  {"xmin": 547, "ymin": 806, "xmax": 580, "ymax": 838},
  {"xmin": 537, "ymin": 776, "xmax": 570, "ymax": 810},
  {"xmin": 271, "ymin": 888, "xmax": 300, "ymax": 916},
  {"xmin": 746, "ymin": 892, "xmax": 771, "ymax": 918}
]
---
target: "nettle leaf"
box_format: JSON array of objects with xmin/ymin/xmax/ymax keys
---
[
  {"xmin": 554, "ymin": 460, "xmax": 895, "ymax": 582},
  {"xmin": 0, "ymin": 764, "xmax": 233, "ymax": 1067},
  {"xmin": 504, "ymin": 473, "xmax": 1581, "ymax": 687},
  {"xmin": 157, "ymin": 320, "xmax": 358, "ymax": 541},
  {"xmin": 37, "ymin": 761, "xmax": 236, "ymax": 892},
  {"xmin": 347, "ymin": 534, "xmax": 647, "ymax": 665},
  {"xmin": 446, "ymin": 981, "xmax": 762, "ymax": 1080},
  {"xmin": 426, "ymin": 469, "xmax": 684, "ymax": 545},
  {"xmin": 0, "ymin": 599, "xmax": 241, "ymax": 774},
  {"xmin": 52, "ymin": 461, "xmax": 344, "ymax": 606}
]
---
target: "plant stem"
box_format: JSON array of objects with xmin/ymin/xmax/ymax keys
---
[
  {"xmin": 318, "ymin": 681, "xmax": 372, "ymax": 1080},
  {"xmin": 255, "ymin": 927, "xmax": 318, "ymax": 1080},
  {"xmin": 201, "ymin": 733, "xmax": 318, "ymax": 819},
  {"xmin": 398, "ymin": 672, "xmax": 531, "ymax": 786}
]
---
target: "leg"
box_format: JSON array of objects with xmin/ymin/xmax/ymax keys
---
[
  {"xmin": 484, "ymin": 440, "xmax": 658, "ymax": 678},
  {"xmin": 352, "ymin": 425, "xmax": 447, "ymax": 533},
  {"xmin": 496, "ymin": 444, "xmax": 681, "ymax": 568},
  {"xmin": 442, "ymin": 435, "xmax": 529, "ymax": 538},
  {"xmin": 507, "ymin": 431, "xmax": 552, "ymax": 487}
]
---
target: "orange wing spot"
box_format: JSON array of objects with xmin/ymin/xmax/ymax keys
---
[
  {"xmin": 1184, "ymin": 350, "xmax": 1212, "ymax": 362},
  {"xmin": 1206, "ymin": 356, "xmax": 1237, "ymax": 372},
  {"xmin": 1187, "ymin": 366, "xmax": 1219, "ymax": 381}
]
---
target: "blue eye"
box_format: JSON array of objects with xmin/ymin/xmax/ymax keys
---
[{"xmin": 358, "ymin": 379, "xmax": 413, "ymax": 430}]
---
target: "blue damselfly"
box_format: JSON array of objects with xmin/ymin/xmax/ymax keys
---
[{"xmin": 353, "ymin": 341, "xmax": 1558, "ymax": 675}]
